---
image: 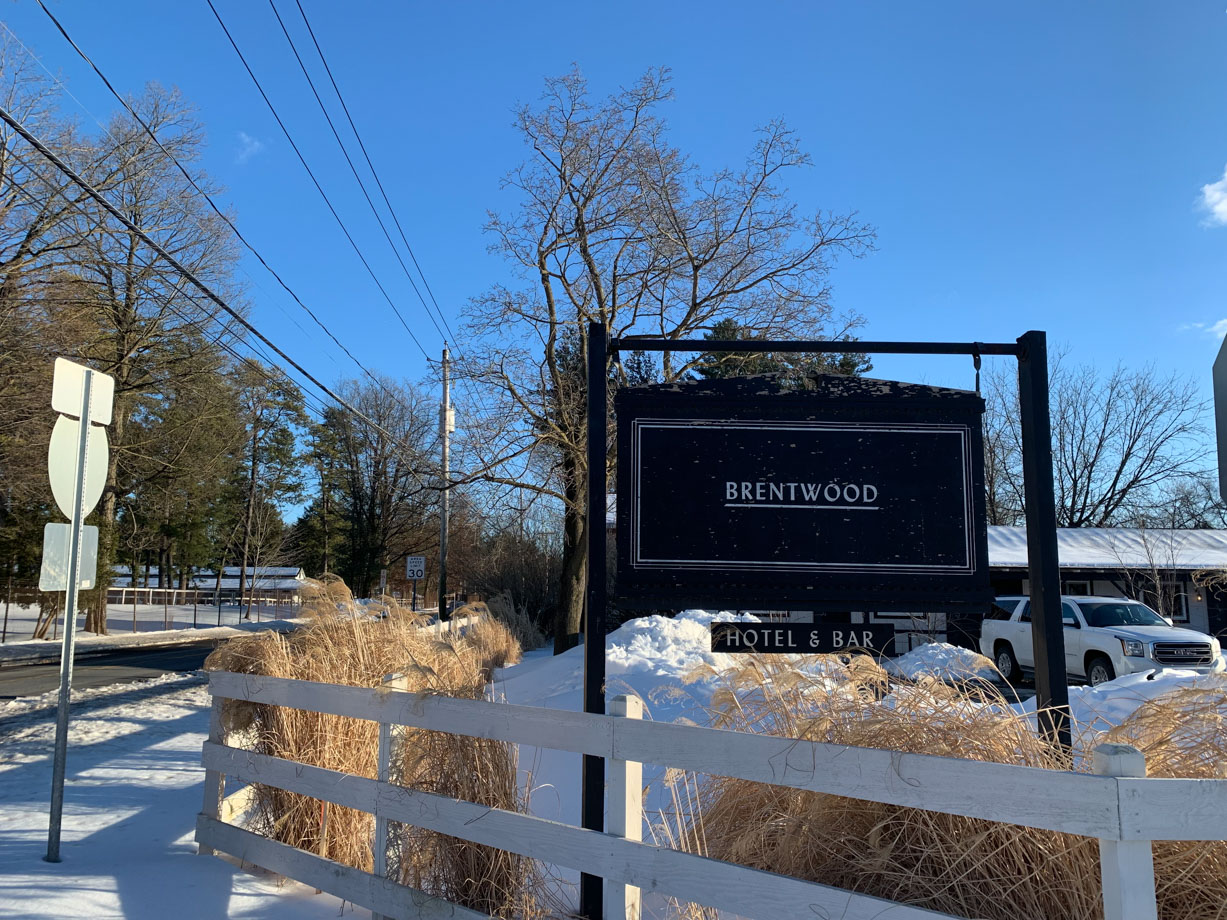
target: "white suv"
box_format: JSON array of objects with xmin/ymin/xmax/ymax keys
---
[{"xmin": 980, "ymin": 595, "xmax": 1224, "ymax": 686}]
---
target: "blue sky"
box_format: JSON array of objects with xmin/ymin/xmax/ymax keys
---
[{"xmin": 5, "ymin": 1, "xmax": 1227, "ymax": 399}]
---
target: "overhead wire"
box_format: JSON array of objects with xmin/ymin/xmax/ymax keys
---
[
  {"xmin": 267, "ymin": 0, "xmax": 445, "ymax": 342},
  {"xmin": 270, "ymin": 0, "xmax": 517, "ymax": 496},
  {"xmin": 30, "ymin": 1, "xmax": 522, "ymax": 503},
  {"xmin": 31, "ymin": 0, "xmax": 417, "ymax": 411},
  {"xmin": 4, "ymin": 14, "xmax": 342, "ymax": 375},
  {"xmin": 203, "ymin": 0, "xmax": 433, "ymax": 360},
  {"xmin": 0, "ymin": 104, "xmax": 437, "ymax": 487},
  {"xmin": 5, "ymin": 144, "xmax": 335, "ymax": 423},
  {"xmin": 5, "ymin": 145, "xmax": 443, "ymax": 503},
  {"xmin": 283, "ymin": 0, "xmax": 458, "ymax": 345}
]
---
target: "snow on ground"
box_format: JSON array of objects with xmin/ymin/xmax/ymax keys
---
[
  {"xmin": 884, "ymin": 641, "xmax": 998, "ymax": 682},
  {"xmin": 1015, "ymin": 668, "xmax": 1227, "ymax": 735},
  {"xmin": 0, "ymin": 674, "xmax": 352, "ymax": 920},
  {"xmin": 3, "ymin": 608, "xmax": 1222, "ymax": 918},
  {"xmin": 0, "ymin": 615, "xmax": 306, "ymax": 664},
  {"xmin": 1, "ymin": 601, "xmax": 303, "ymax": 646}
]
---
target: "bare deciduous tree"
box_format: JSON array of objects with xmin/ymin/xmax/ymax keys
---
[
  {"xmin": 463, "ymin": 67, "xmax": 875, "ymax": 651},
  {"xmin": 984, "ymin": 358, "xmax": 1210, "ymax": 527},
  {"xmin": 327, "ymin": 378, "xmax": 436, "ymax": 598}
]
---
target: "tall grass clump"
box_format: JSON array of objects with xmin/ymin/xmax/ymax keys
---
[
  {"xmin": 205, "ymin": 578, "xmax": 544, "ymax": 916},
  {"xmin": 486, "ymin": 591, "xmax": 547, "ymax": 653},
  {"xmin": 1102, "ymin": 677, "xmax": 1227, "ymax": 918},
  {"xmin": 671, "ymin": 654, "xmax": 1227, "ymax": 920}
]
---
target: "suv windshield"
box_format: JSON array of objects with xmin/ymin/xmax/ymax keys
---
[{"xmin": 1078, "ymin": 602, "xmax": 1167, "ymax": 628}]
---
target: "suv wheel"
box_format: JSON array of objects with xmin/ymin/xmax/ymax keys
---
[
  {"xmin": 1087, "ymin": 655, "xmax": 1116, "ymax": 687},
  {"xmin": 994, "ymin": 643, "xmax": 1020, "ymax": 683}
]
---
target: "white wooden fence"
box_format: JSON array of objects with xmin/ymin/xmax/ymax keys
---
[{"xmin": 196, "ymin": 671, "xmax": 1227, "ymax": 920}]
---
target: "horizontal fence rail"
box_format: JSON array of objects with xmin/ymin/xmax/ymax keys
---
[
  {"xmin": 203, "ymin": 670, "xmax": 1227, "ymax": 842},
  {"xmin": 198, "ymin": 670, "xmax": 1227, "ymax": 920}
]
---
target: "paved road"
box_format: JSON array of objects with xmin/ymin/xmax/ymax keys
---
[{"xmin": 0, "ymin": 640, "xmax": 217, "ymax": 700}]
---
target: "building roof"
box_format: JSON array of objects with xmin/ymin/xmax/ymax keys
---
[
  {"xmin": 601, "ymin": 499, "xmax": 1227, "ymax": 572},
  {"xmin": 988, "ymin": 526, "xmax": 1227, "ymax": 571},
  {"xmin": 111, "ymin": 565, "xmax": 308, "ymax": 591}
]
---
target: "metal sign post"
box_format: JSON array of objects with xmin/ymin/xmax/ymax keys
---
[
  {"xmin": 44, "ymin": 358, "xmax": 114, "ymax": 863},
  {"xmin": 1016, "ymin": 331, "xmax": 1071, "ymax": 747},
  {"xmin": 579, "ymin": 325, "xmax": 608, "ymax": 917}
]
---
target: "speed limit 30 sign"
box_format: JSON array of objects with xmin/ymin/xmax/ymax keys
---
[{"xmin": 405, "ymin": 556, "xmax": 426, "ymax": 580}]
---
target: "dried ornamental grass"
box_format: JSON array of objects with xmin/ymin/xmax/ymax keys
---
[
  {"xmin": 673, "ymin": 654, "xmax": 1227, "ymax": 920},
  {"xmin": 487, "ymin": 591, "xmax": 548, "ymax": 653},
  {"xmin": 204, "ymin": 585, "xmax": 544, "ymax": 916},
  {"xmin": 1102, "ymin": 676, "xmax": 1227, "ymax": 920}
]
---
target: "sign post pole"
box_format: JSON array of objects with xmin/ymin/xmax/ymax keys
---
[
  {"xmin": 1016, "ymin": 330, "xmax": 1070, "ymax": 749},
  {"xmin": 46, "ymin": 368, "xmax": 94, "ymax": 863},
  {"xmin": 579, "ymin": 321, "xmax": 608, "ymax": 920}
]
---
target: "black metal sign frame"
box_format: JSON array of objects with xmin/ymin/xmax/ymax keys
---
[
  {"xmin": 578, "ymin": 327, "xmax": 1069, "ymax": 920},
  {"xmin": 615, "ymin": 381, "xmax": 991, "ymax": 611}
]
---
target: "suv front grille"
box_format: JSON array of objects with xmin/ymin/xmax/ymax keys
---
[{"xmin": 1151, "ymin": 642, "xmax": 1214, "ymax": 666}]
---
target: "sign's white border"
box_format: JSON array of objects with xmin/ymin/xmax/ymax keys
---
[{"xmin": 629, "ymin": 418, "xmax": 977, "ymax": 577}]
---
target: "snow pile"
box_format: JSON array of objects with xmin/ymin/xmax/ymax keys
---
[
  {"xmin": 1015, "ymin": 668, "xmax": 1227, "ymax": 735},
  {"xmin": 885, "ymin": 641, "xmax": 998, "ymax": 682},
  {"xmin": 606, "ymin": 609, "xmax": 760, "ymax": 683}
]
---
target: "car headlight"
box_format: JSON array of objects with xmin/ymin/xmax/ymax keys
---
[
  {"xmin": 1213, "ymin": 637, "xmax": 1222, "ymax": 658},
  {"xmin": 1120, "ymin": 638, "xmax": 1146, "ymax": 657}
]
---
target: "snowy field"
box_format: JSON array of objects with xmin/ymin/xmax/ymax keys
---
[
  {"xmin": 1, "ymin": 601, "xmax": 300, "ymax": 645},
  {"xmin": 2, "ymin": 609, "xmax": 1221, "ymax": 918}
]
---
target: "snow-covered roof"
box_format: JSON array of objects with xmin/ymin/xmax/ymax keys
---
[
  {"xmin": 988, "ymin": 525, "xmax": 1227, "ymax": 570},
  {"xmin": 111, "ymin": 565, "xmax": 308, "ymax": 591},
  {"xmin": 602, "ymin": 497, "xmax": 1227, "ymax": 572}
]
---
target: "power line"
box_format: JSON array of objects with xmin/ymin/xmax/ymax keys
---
[
  {"xmin": 204, "ymin": 0, "xmax": 433, "ymax": 360},
  {"xmin": 32, "ymin": 0, "xmax": 412, "ymax": 408},
  {"xmin": 277, "ymin": 1, "xmax": 514, "ymax": 493},
  {"xmin": 5, "ymin": 145, "xmax": 443, "ymax": 504},
  {"xmin": 286, "ymin": 0, "xmax": 459, "ymax": 346},
  {"xmin": 268, "ymin": 0, "xmax": 446, "ymax": 342},
  {"xmin": 3, "ymin": 153, "xmax": 335, "ymax": 424},
  {"xmin": 2, "ymin": 13, "xmax": 340, "ymax": 377},
  {"xmin": 0, "ymin": 102, "xmax": 434, "ymax": 471}
]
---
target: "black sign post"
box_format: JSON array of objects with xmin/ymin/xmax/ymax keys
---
[
  {"xmin": 1017, "ymin": 331, "xmax": 1070, "ymax": 748},
  {"xmin": 579, "ymin": 323, "xmax": 1069, "ymax": 920}
]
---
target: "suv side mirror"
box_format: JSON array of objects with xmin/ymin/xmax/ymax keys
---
[{"xmin": 1163, "ymin": 616, "xmax": 1174, "ymax": 626}]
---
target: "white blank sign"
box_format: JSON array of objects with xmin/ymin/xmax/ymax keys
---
[
  {"xmin": 47, "ymin": 415, "xmax": 109, "ymax": 519},
  {"xmin": 39, "ymin": 523, "xmax": 99, "ymax": 591},
  {"xmin": 52, "ymin": 357, "xmax": 115, "ymax": 425}
]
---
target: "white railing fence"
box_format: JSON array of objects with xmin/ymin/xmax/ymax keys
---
[{"xmin": 196, "ymin": 671, "xmax": 1227, "ymax": 920}]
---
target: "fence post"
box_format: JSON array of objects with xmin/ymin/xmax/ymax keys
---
[
  {"xmin": 372, "ymin": 673, "xmax": 408, "ymax": 920},
  {"xmin": 198, "ymin": 694, "xmax": 226, "ymax": 857},
  {"xmin": 1094, "ymin": 743, "xmax": 1157, "ymax": 920},
  {"xmin": 605, "ymin": 694, "xmax": 643, "ymax": 920}
]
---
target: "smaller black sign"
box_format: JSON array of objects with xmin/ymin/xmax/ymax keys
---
[{"xmin": 711, "ymin": 622, "xmax": 896, "ymax": 655}]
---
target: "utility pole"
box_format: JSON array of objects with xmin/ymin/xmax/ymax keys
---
[{"xmin": 439, "ymin": 345, "xmax": 452, "ymax": 619}]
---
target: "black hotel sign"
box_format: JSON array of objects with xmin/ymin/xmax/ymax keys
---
[{"xmin": 615, "ymin": 374, "xmax": 991, "ymax": 612}]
